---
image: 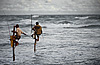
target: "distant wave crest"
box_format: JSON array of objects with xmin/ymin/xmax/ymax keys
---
[
  {"xmin": 58, "ymin": 21, "xmax": 71, "ymax": 24},
  {"xmin": 63, "ymin": 25, "xmax": 100, "ymax": 29},
  {"xmin": 79, "ymin": 25, "xmax": 100, "ymax": 28},
  {"xmin": 75, "ymin": 16, "xmax": 100, "ymax": 20}
]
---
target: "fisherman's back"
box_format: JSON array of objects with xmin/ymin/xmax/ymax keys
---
[
  {"xmin": 34, "ymin": 25, "xmax": 42, "ymax": 35},
  {"xmin": 16, "ymin": 28, "xmax": 23, "ymax": 36}
]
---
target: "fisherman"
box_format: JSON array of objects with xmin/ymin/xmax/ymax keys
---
[
  {"xmin": 12, "ymin": 24, "xmax": 26, "ymax": 46},
  {"xmin": 32, "ymin": 22, "xmax": 42, "ymax": 41}
]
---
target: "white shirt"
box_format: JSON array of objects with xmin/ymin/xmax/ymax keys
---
[{"xmin": 16, "ymin": 28, "xmax": 23, "ymax": 36}]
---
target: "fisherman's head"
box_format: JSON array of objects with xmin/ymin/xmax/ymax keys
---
[
  {"xmin": 36, "ymin": 22, "xmax": 39, "ymax": 25},
  {"xmin": 16, "ymin": 24, "xmax": 19, "ymax": 28}
]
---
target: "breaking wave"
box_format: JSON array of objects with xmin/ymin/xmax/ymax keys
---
[
  {"xmin": 58, "ymin": 21, "xmax": 72, "ymax": 24},
  {"xmin": 75, "ymin": 16, "xmax": 89, "ymax": 20},
  {"xmin": 75, "ymin": 15, "xmax": 100, "ymax": 20}
]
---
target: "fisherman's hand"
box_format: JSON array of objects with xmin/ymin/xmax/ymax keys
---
[
  {"xmin": 32, "ymin": 27, "xmax": 35, "ymax": 30},
  {"xmin": 11, "ymin": 30, "xmax": 16, "ymax": 33},
  {"xmin": 11, "ymin": 30, "xmax": 13, "ymax": 32},
  {"xmin": 14, "ymin": 25, "xmax": 16, "ymax": 27},
  {"xmin": 11, "ymin": 30, "xmax": 15, "ymax": 32},
  {"xmin": 23, "ymin": 33, "xmax": 27, "ymax": 35}
]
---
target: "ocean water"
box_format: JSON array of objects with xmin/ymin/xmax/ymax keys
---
[{"xmin": 0, "ymin": 15, "xmax": 100, "ymax": 65}]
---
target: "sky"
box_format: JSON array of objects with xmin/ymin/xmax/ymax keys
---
[{"xmin": 0, "ymin": 0, "xmax": 100, "ymax": 15}]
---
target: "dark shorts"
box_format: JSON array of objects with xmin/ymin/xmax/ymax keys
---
[
  {"xmin": 37, "ymin": 34, "xmax": 40, "ymax": 37},
  {"xmin": 35, "ymin": 34, "xmax": 40, "ymax": 37},
  {"xmin": 15, "ymin": 35, "xmax": 21, "ymax": 40},
  {"xmin": 35, "ymin": 32, "xmax": 41, "ymax": 36}
]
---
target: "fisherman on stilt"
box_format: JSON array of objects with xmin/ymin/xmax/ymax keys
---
[
  {"xmin": 31, "ymin": 22, "xmax": 42, "ymax": 52},
  {"xmin": 12, "ymin": 24, "xmax": 27, "ymax": 47},
  {"xmin": 32, "ymin": 22, "xmax": 42, "ymax": 41}
]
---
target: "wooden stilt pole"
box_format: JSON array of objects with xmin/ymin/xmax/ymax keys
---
[
  {"xmin": 13, "ymin": 26, "xmax": 15, "ymax": 61},
  {"xmin": 34, "ymin": 37, "xmax": 36, "ymax": 52}
]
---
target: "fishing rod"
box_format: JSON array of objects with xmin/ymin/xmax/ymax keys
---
[
  {"xmin": 31, "ymin": 14, "xmax": 32, "ymax": 33},
  {"xmin": 3, "ymin": 11, "xmax": 11, "ymax": 36},
  {"xmin": 3, "ymin": 11, "xmax": 15, "ymax": 61},
  {"xmin": 7, "ymin": 19, "xmax": 11, "ymax": 36}
]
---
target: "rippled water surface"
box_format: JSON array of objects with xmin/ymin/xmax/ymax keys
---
[{"xmin": 0, "ymin": 15, "xmax": 100, "ymax": 65}]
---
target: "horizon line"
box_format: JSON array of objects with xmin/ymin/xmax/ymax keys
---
[{"xmin": 0, "ymin": 13, "xmax": 100, "ymax": 15}]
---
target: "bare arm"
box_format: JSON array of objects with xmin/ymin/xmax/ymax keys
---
[
  {"xmin": 22, "ymin": 33, "xmax": 26, "ymax": 35},
  {"xmin": 11, "ymin": 26, "xmax": 17, "ymax": 33},
  {"xmin": 32, "ymin": 27, "xmax": 35, "ymax": 30},
  {"xmin": 12, "ymin": 30, "xmax": 17, "ymax": 33}
]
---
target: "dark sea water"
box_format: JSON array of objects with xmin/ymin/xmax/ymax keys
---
[{"xmin": 0, "ymin": 15, "xmax": 100, "ymax": 65}]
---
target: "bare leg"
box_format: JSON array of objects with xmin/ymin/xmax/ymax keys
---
[{"xmin": 37, "ymin": 35, "xmax": 39, "ymax": 41}]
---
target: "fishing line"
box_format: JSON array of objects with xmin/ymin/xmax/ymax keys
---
[{"xmin": 25, "ymin": 34, "xmax": 32, "ymax": 38}]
